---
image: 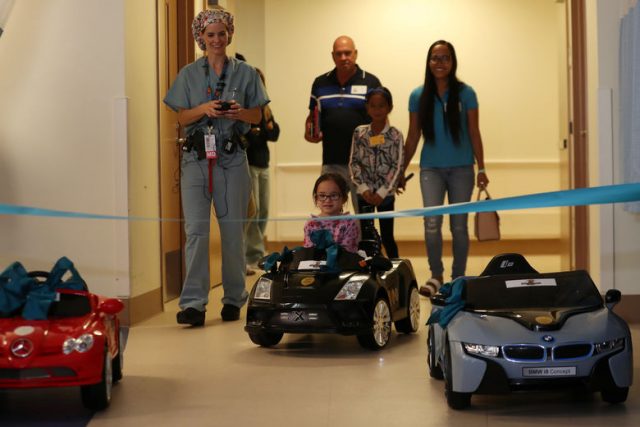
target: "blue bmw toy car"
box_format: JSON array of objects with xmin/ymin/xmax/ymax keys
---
[{"xmin": 427, "ymin": 253, "xmax": 633, "ymax": 409}]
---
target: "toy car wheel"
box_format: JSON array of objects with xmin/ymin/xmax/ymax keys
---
[
  {"xmin": 427, "ymin": 326, "xmax": 444, "ymax": 379},
  {"xmin": 601, "ymin": 385, "xmax": 629, "ymax": 404},
  {"xmin": 81, "ymin": 346, "xmax": 113, "ymax": 411},
  {"xmin": 112, "ymin": 327, "xmax": 124, "ymax": 383},
  {"xmin": 249, "ymin": 331, "xmax": 284, "ymax": 347},
  {"xmin": 394, "ymin": 285, "xmax": 420, "ymax": 334},
  {"xmin": 444, "ymin": 337, "xmax": 471, "ymax": 409},
  {"xmin": 357, "ymin": 297, "xmax": 392, "ymax": 350}
]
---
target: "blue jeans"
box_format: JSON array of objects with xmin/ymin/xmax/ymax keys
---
[
  {"xmin": 420, "ymin": 166, "xmax": 474, "ymax": 279},
  {"xmin": 245, "ymin": 165, "xmax": 269, "ymax": 265},
  {"xmin": 179, "ymin": 151, "xmax": 250, "ymax": 311}
]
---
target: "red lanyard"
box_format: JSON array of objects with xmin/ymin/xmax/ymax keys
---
[{"xmin": 204, "ymin": 57, "xmax": 229, "ymax": 193}]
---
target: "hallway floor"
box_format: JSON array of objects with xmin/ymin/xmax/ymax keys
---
[{"xmin": 2, "ymin": 253, "xmax": 638, "ymax": 426}]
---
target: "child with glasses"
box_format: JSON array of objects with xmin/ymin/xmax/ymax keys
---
[
  {"xmin": 303, "ymin": 173, "xmax": 360, "ymax": 253},
  {"xmin": 349, "ymin": 87, "xmax": 403, "ymax": 259}
]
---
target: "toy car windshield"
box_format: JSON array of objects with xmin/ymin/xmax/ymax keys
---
[
  {"xmin": 464, "ymin": 270, "xmax": 603, "ymax": 311},
  {"xmin": 286, "ymin": 246, "xmax": 364, "ymax": 272},
  {"xmin": 48, "ymin": 292, "xmax": 92, "ymax": 318}
]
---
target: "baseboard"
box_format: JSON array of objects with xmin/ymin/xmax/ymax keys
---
[{"xmin": 120, "ymin": 287, "xmax": 163, "ymax": 326}]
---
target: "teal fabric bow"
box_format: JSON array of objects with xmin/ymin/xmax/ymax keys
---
[
  {"xmin": 309, "ymin": 229, "xmax": 339, "ymax": 272},
  {"xmin": 426, "ymin": 276, "xmax": 470, "ymax": 328},
  {"xmin": 0, "ymin": 256, "xmax": 88, "ymax": 320}
]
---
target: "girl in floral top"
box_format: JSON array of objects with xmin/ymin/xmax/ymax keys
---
[
  {"xmin": 303, "ymin": 173, "xmax": 360, "ymax": 253},
  {"xmin": 349, "ymin": 87, "xmax": 404, "ymax": 258}
]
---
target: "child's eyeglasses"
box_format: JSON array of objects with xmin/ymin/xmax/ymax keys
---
[{"xmin": 316, "ymin": 193, "xmax": 341, "ymax": 201}]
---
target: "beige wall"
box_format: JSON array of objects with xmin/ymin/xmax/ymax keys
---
[
  {"xmin": 125, "ymin": 0, "xmax": 161, "ymax": 298},
  {"xmin": 0, "ymin": 0, "xmax": 130, "ymax": 297},
  {"xmin": 0, "ymin": 0, "xmax": 162, "ymax": 300},
  {"xmin": 247, "ymin": 0, "xmax": 567, "ymax": 242}
]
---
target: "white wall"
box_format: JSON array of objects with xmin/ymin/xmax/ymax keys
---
[
  {"xmin": 256, "ymin": 0, "xmax": 567, "ymax": 242},
  {"xmin": 0, "ymin": 0, "xmax": 129, "ymax": 297},
  {"xmin": 595, "ymin": 0, "xmax": 640, "ymax": 293}
]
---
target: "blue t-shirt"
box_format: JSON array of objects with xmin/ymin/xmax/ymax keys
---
[
  {"xmin": 408, "ymin": 84, "xmax": 478, "ymax": 168},
  {"xmin": 164, "ymin": 56, "xmax": 269, "ymax": 139}
]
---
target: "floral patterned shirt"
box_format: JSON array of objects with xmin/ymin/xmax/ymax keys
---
[
  {"xmin": 303, "ymin": 213, "xmax": 360, "ymax": 253},
  {"xmin": 349, "ymin": 122, "xmax": 404, "ymax": 199}
]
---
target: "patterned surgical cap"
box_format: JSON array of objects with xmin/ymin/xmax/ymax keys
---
[{"xmin": 192, "ymin": 8, "xmax": 234, "ymax": 51}]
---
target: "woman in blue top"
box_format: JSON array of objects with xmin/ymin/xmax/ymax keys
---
[
  {"xmin": 402, "ymin": 40, "xmax": 489, "ymax": 297},
  {"xmin": 164, "ymin": 9, "xmax": 269, "ymax": 325}
]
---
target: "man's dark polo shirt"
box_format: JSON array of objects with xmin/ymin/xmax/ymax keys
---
[{"xmin": 308, "ymin": 65, "xmax": 381, "ymax": 165}]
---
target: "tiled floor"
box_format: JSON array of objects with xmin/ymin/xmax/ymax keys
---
[{"xmin": 2, "ymin": 251, "xmax": 638, "ymax": 427}]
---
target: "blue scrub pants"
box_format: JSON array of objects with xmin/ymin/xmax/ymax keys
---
[{"xmin": 179, "ymin": 150, "xmax": 250, "ymax": 311}]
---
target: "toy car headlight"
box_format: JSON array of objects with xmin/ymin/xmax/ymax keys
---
[
  {"xmin": 335, "ymin": 278, "xmax": 366, "ymax": 301},
  {"xmin": 463, "ymin": 342, "xmax": 500, "ymax": 358},
  {"xmin": 594, "ymin": 338, "xmax": 625, "ymax": 354},
  {"xmin": 62, "ymin": 334, "xmax": 95, "ymax": 355},
  {"xmin": 254, "ymin": 277, "xmax": 273, "ymax": 300}
]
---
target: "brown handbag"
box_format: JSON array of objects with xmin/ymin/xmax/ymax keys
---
[{"xmin": 474, "ymin": 188, "xmax": 501, "ymax": 241}]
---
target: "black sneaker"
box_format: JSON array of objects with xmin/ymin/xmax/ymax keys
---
[
  {"xmin": 221, "ymin": 304, "xmax": 240, "ymax": 321},
  {"xmin": 176, "ymin": 307, "xmax": 205, "ymax": 326}
]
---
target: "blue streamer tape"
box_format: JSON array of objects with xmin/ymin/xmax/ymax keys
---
[{"xmin": 1, "ymin": 183, "xmax": 639, "ymax": 222}]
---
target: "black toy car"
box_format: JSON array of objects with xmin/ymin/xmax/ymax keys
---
[{"xmin": 244, "ymin": 222, "xmax": 420, "ymax": 350}]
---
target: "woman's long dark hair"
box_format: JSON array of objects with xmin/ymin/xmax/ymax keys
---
[{"xmin": 419, "ymin": 40, "xmax": 463, "ymax": 145}]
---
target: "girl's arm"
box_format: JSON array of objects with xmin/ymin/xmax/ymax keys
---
[
  {"xmin": 302, "ymin": 221, "xmax": 315, "ymax": 248},
  {"xmin": 338, "ymin": 220, "xmax": 361, "ymax": 253},
  {"xmin": 467, "ymin": 108, "xmax": 489, "ymax": 188},
  {"xmin": 403, "ymin": 112, "xmax": 421, "ymax": 172},
  {"xmin": 349, "ymin": 129, "xmax": 369, "ymax": 194}
]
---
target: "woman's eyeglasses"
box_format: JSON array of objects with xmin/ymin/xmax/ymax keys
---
[
  {"xmin": 316, "ymin": 193, "xmax": 341, "ymax": 201},
  {"xmin": 429, "ymin": 55, "xmax": 451, "ymax": 64}
]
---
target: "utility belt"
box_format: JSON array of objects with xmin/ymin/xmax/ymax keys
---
[{"xmin": 182, "ymin": 129, "xmax": 248, "ymax": 160}]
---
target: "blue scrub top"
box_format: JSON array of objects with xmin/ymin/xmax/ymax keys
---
[{"xmin": 164, "ymin": 56, "xmax": 269, "ymax": 139}]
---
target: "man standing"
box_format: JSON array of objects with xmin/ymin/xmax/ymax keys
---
[{"xmin": 304, "ymin": 35, "xmax": 381, "ymax": 212}]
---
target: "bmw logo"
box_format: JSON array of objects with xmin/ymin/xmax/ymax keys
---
[{"xmin": 542, "ymin": 335, "xmax": 555, "ymax": 343}]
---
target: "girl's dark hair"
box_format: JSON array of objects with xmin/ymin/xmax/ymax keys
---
[
  {"xmin": 312, "ymin": 173, "xmax": 349, "ymax": 202},
  {"xmin": 419, "ymin": 40, "xmax": 463, "ymax": 145},
  {"xmin": 366, "ymin": 86, "xmax": 393, "ymax": 108}
]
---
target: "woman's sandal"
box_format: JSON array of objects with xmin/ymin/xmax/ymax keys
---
[{"xmin": 419, "ymin": 277, "xmax": 442, "ymax": 297}]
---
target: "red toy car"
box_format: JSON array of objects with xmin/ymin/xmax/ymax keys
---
[{"xmin": 0, "ymin": 285, "xmax": 124, "ymax": 410}]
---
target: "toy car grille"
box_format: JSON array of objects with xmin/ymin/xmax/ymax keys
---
[
  {"xmin": 0, "ymin": 367, "xmax": 76, "ymax": 380},
  {"xmin": 553, "ymin": 343, "xmax": 592, "ymax": 359},
  {"xmin": 503, "ymin": 345, "xmax": 545, "ymax": 361}
]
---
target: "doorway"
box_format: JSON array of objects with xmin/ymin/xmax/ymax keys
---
[{"xmin": 157, "ymin": 0, "xmax": 194, "ymax": 303}]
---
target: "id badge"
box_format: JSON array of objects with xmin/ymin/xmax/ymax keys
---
[
  {"xmin": 205, "ymin": 134, "xmax": 217, "ymax": 159},
  {"xmin": 369, "ymin": 134, "xmax": 385, "ymax": 146}
]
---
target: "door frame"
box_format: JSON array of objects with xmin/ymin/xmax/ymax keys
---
[{"xmin": 569, "ymin": 0, "xmax": 589, "ymax": 271}]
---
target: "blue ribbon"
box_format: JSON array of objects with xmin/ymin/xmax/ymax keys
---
[{"xmin": 1, "ymin": 183, "xmax": 640, "ymax": 223}]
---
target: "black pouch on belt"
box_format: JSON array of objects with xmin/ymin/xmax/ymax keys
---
[{"xmin": 184, "ymin": 130, "xmax": 206, "ymax": 160}]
